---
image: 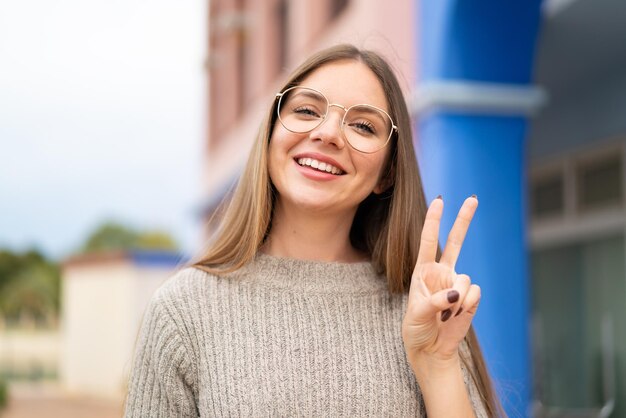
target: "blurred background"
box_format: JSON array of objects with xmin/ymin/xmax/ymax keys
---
[{"xmin": 0, "ymin": 0, "xmax": 624, "ymax": 417}]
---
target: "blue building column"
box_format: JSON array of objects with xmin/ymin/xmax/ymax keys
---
[{"xmin": 414, "ymin": 1, "xmax": 544, "ymax": 416}]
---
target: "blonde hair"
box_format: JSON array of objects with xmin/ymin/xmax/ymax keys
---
[{"xmin": 192, "ymin": 44, "xmax": 504, "ymax": 417}]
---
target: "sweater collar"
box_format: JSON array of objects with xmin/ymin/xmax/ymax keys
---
[{"xmin": 229, "ymin": 252, "xmax": 388, "ymax": 295}]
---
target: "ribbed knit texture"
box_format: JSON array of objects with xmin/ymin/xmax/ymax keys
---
[{"xmin": 124, "ymin": 253, "xmax": 488, "ymax": 417}]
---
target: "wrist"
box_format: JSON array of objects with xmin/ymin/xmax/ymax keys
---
[
  {"xmin": 408, "ymin": 351, "xmax": 462, "ymax": 383},
  {"xmin": 409, "ymin": 352, "xmax": 475, "ymax": 417}
]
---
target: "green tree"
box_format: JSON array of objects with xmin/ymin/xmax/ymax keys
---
[
  {"xmin": 80, "ymin": 221, "xmax": 179, "ymax": 253},
  {"xmin": 1, "ymin": 263, "xmax": 60, "ymax": 323},
  {"xmin": 135, "ymin": 231, "xmax": 179, "ymax": 250},
  {"xmin": 0, "ymin": 223, "xmax": 178, "ymax": 328},
  {"xmin": 81, "ymin": 222, "xmax": 140, "ymax": 252},
  {"xmin": 0, "ymin": 250, "xmax": 21, "ymax": 295},
  {"xmin": 0, "ymin": 378, "xmax": 7, "ymax": 409},
  {"xmin": 0, "ymin": 248, "xmax": 60, "ymax": 327}
]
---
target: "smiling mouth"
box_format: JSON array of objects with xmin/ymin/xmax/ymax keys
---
[{"xmin": 295, "ymin": 157, "xmax": 344, "ymax": 175}]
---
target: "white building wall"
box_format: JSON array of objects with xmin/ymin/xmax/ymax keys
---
[
  {"xmin": 60, "ymin": 257, "xmax": 176, "ymax": 399},
  {"xmin": 0, "ymin": 330, "xmax": 59, "ymax": 378}
]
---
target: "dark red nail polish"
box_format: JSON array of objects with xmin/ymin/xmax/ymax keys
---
[
  {"xmin": 471, "ymin": 194, "xmax": 478, "ymax": 200},
  {"xmin": 447, "ymin": 290, "xmax": 459, "ymax": 303},
  {"xmin": 455, "ymin": 307, "xmax": 463, "ymax": 317},
  {"xmin": 436, "ymin": 195, "xmax": 442, "ymax": 200},
  {"xmin": 441, "ymin": 309, "xmax": 452, "ymax": 322}
]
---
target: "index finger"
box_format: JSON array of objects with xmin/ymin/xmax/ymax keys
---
[
  {"xmin": 416, "ymin": 196, "xmax": 443, "ymax": 265},
  {"xmin": 439, "ymin": 195, "xmax": 478, "ymax": 268}
]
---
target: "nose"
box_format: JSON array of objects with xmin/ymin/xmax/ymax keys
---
[{"xmin": 308, "ymin": 104, "xmax": 346, "ymax": 149}]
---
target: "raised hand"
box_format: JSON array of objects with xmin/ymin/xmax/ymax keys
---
[{"xmin": 402, "ymin": 195, "xmax": 480, "ymax": 366}]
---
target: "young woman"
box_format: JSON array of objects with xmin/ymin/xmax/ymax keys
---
[{"xmin": 124, "ymin": 44, "xmax": 503, "ymax": 417}]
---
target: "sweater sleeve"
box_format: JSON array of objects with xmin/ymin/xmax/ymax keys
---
[
  {"xmin": 124, "ymin": 285, "xmax": 199, "ymax": 418},
  {"xmin": 460, "ymin": 340, "xmax": 489, "ymax": 418}
]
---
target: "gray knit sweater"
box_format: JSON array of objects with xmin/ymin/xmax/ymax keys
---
[{"xmin": 124, "ymin": 253, "xmax": 488, "ymax": 417}]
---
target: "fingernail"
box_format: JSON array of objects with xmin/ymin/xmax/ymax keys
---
[
  {"xmin": 436, "ymin": 195, "xmax": 442, "ymax": 200},
  {"xmin": 471, "ymin": 194, "xmax": 478, "ymax": 200},
  {"xmin": 455, "ymin": 307, "xmax": 463, "ymax": 317},
  {"xmin": 447, "ymin": 290, "xmax": 459, "ymax": 303},
  {"xmin": 441, "ymin": 309, "xmax": 452, "ymax": 322}
]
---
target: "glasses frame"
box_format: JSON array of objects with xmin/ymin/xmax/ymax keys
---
[{"xmin": 275, "ymin": 86, "xmax": 398, "ymax": 154}]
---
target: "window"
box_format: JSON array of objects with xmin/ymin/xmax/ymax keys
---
[
  {"xmin": 576, "ymin": 155, "xmax": 623, "ymax": 211},
  {"xmin": 530, "ymin": 144, "xmax": 625, "ymax": 415},
  {"xmin": 532, "ymin": 173, "xmax": 564, "ymax": 218},
  {"xmin": 530, "ymin": 144, "xmax": 625, "ymax": 222}
]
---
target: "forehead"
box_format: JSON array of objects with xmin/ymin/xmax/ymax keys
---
[{"xmin": 298, "ymin": 60, "xmax": 389, "ymax": 111}]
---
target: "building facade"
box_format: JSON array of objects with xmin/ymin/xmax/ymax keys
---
[
  {"xmin": 203, "ymin": 0, "xmax": 415, "ymax": 215},
  {"xmin": 202, "ymin": 0, "xmax": 626, "ymax": 415},
  {"xmin": 529, "ymin": 0, "xmax": 626, "ymax": 415},
  {"xmin": 60, "ymin": 250, "xmax": 184, "ymax": 399}
]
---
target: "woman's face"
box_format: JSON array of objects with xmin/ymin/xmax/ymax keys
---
[{"xmin": 268, "ymin": 60, "xmax": 392, "ymax": 217}]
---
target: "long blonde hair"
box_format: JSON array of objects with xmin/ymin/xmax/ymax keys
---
[{"xmin": 192, "ymin": 44, "xmax": 504, "ymax": 417}]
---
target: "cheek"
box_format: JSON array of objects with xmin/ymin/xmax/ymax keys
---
[
  {"xmin": 268, "ymin": 125, "xmax": 297, "ymax": 159},
  {"xmin": 267, "ymin": 130, "xmax": 295, "ymax": 186},
  {"xmin": 354, "ymin": 150, "xmax": 393, "ymax": 196},
  {"xmin": 267, "ymin": 136, "xmax": 280, "ymax": 185},
  {"xmin": 268, "ymin": 126, "xmax": 285, "ymax": 162},
  {"xmin": 355, "ymin": 151, "xmax": 388, "ymax": 182}
]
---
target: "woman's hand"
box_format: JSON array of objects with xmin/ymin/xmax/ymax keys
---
[{"xmin": 402, "ymin": 195, "xmax": 480, "ymax": 368}]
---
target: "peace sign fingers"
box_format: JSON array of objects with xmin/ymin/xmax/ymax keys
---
[
  {"xmin": 439, "ymin": 195, "xmax": 478, "ymax": 269},
  {"xmin": 403, "ymin": 194, "xmax": 482, "ymax": 364},
  {"xmin": 415, "ymin": 196, "xmax": 444, "ymax": 266}
]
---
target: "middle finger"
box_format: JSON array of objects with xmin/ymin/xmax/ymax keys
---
[{"xmin": 439, "ymin": 195, "xmax": 478, "ymax": 268}]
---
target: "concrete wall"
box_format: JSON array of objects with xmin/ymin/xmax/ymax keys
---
[
  {"xmin": 60, "ymin": 256, "xmax": 175, "ymax": 399},
  {"xmin": 529, "ymin": 69, "xmax": 626, "ymax": 161}
]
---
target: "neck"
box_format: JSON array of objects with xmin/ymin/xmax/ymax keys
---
[{"xmin": 262, "ymin": 200, "xmax": 365, "ymax": 263}]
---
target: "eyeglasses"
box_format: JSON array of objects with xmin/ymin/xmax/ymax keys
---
[{"xmin": 275, "ymin": 86, "xmax": 397, "ymax": 154}]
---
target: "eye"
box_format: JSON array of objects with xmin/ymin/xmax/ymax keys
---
[
  {"xmin": 345, "ymin": 105, "xmax": 389, "ymax": 138},
  {"xmin": 293, "ymin": 106, "xmax": 322, "ymax": 118},
  {"xmin": 349, "ymin": 120, "xmax": 376, "ymax": 135}
]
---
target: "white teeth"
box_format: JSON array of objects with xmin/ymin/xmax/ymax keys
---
[{"xmin": 296, "ymin": 157, "xmax": 342, "ymax": 175}]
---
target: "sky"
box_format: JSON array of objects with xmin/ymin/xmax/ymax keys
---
[{"xmin": 0, "ymin": 0, "xmax": 206, "ymax": 260}]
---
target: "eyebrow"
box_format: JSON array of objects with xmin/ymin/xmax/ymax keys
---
[
  {"xmin": 293, "ymin": 87, "xmax": 390, "ymax": 116},
  {"xmin": 348, "ymin": 106, "xmax": 389, "ymax": 127},
  {"xmin": 289, "ymin": 90, "xmax": 325, "ymax": 101}
]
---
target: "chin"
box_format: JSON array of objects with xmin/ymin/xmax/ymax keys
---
[
  {"xmin": 273, "ymin": 177, "xmax": 371, "ymax": 217},
  {"xmin": 290, "ymin": 194, "xmax": 343, "ymax": 213},
  {"xmin": 276, "ymin": 186, "xmax": 344, "ymax": 215}
]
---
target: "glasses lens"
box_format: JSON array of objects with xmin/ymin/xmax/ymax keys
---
[
  {"xmin": 343, "ymin": 105, "xmax": 393, "ymax": 153},
  {"xmin": 278, "ymin": 87, "xmax": 328, "ymax": 133}
]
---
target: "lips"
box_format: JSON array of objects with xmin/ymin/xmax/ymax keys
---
[
  {"xmin": 293, "ymin": 153, "xmax": 346, "ymax": 176},
  {"xmin": 295, "ymin": 157, "xmax": 344, "ymax": 175}
]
